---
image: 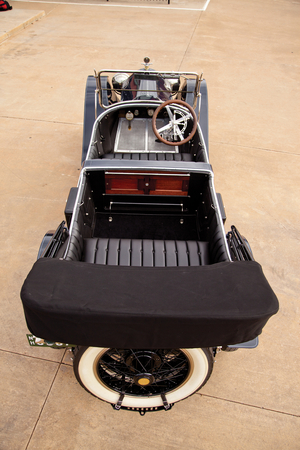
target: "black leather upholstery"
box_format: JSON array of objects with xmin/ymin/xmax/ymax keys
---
[
  {"xmin": 102, "ymin": 153, "xmax": 193, "ymax": 161},
  {"xmin": 65, "ymin": 223, "xmax": 83, "ymax": 262},
  {"xmin": 82, "ymin": 238, "xmax": 210, "ymax": 267}
]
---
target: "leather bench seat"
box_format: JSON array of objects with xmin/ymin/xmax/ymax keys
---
[
  {"xmin": 82, "ymin": 238, "xmax": 210, "ymax": 267},
  {"xmin": 101, "ymin": 153, "xmax": 193, "ymax": 161}
]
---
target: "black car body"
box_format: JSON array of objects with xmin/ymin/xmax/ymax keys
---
[{"xmin": 21, "ymin": 58, "xmax": 279, "ymax": 413}]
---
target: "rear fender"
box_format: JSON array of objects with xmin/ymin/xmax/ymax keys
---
[{"xmin": 37, "ymin": 221, "xmax": 68, "ymax": 259}]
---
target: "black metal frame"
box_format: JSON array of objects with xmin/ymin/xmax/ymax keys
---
[
  {"xmin": 41, "ymin": 221, "xmax": 67, "ymax": 259},
  {"xmin": 227, "ymin": 225, "xmax": 254, "ymax": 261}
]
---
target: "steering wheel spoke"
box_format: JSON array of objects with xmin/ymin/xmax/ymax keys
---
[
  {"xmin": 165, "ymin": 105, "xmax": 174, "ymax": 121},
  {"xmin": 152, "ymin": 100, "xmax": 197, "ymax": 146},
  {"xmin": 175, "ymin": 125, "xmax": 185, "ymax": 141},
  {"xmin": 173, "ymin": 113, "xmax": 193, "ymax": 125},
  {"xmin": 157, "ymin": 122, "xmax": 173, "ymax": 134}
]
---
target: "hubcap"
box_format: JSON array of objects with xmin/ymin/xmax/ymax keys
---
[{"xmin": 134, "ymin": 374, "xmax": 154, "ymax": 386}]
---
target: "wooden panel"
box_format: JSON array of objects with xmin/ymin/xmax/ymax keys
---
[{"xmin": 105, "ymin": 172, "xmax": 189, "ymax": 196}]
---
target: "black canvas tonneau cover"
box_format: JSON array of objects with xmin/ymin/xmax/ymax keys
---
[{"xmin": 20, "ymin": 258, "xmax": 279, "ymax": 348}]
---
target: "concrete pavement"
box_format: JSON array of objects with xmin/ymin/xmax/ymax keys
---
[
  {"xmin": 0, "ymin": 0, "xmax": 299, "ymax": 448},
  {"xmin": 0, "ymin": 8, "xmax": 45, "ymax": 43}
]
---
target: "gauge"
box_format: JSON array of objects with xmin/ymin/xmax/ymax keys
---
[
  {"xmin": 147, "ymin": 108, "xmax": 154, "ymax": 117},
  {"xmin": 134, "ymin": 110, "xmax": 139, "ymax": 116},
  {"xmin": 126, "ymin": 111, "xmax": 134, "ymax": 121}
]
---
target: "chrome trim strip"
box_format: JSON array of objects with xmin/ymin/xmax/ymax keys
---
[
  {"xmin": 83, "ymin": 159, "xmax": 213, "ymax": 175},
  {"xmin": 105, "ymin": 172, "xmax": 190, "ymax": 177},
  {"xmin": 208, "ymin": 175, "xmax": 232, "ymax": 261}
]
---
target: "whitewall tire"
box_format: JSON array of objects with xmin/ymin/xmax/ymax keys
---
[{"xmin": 73, "ymin": 347, "xmax": 213, "ymax": 409}]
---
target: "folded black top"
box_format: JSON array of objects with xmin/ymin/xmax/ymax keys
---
[{"xmin": 20, "ymin": 258, "xmax": 279, "ymax": 348}]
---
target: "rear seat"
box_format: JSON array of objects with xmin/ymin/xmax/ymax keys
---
[
  {"xmin": 101, "ymin": 153, "xmax": 193, "ymax": 161},
  {"xmin": 82, "ymin": 238, "xmax": 210, "ymax": 267}
]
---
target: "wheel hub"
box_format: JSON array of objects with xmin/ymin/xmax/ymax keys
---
[
  {"xmin": 134, "ymin": 373, "xmax": 155, "ymax": 386},
  {"xmin": 126, "ymin": 351, "xmax": 161, "ymax": 373}
]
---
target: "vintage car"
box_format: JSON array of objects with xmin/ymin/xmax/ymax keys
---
[{"xmin": 21, "ymin": 58, "xmax": 279, "ymax": 414}]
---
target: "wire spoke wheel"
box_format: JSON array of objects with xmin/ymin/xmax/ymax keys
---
[
  {"xmin": 98, "ymin": 349, "xmax": 189, "ymax": 396},
  {"xmin": 74, "ymin": 347, "xmax": 213, "ymax": 410}
]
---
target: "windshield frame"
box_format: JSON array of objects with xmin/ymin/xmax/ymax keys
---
[{"xmin": 95, "ymin": 69, "xmax": 202, "ymax": 110}]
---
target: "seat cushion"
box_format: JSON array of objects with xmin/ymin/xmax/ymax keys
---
[{"xmin": 82, "ymin": 238, "xmax": 210, "ymax": 266}]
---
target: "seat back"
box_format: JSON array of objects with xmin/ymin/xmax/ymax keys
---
[{"xmin": 82, "ymin": 238, "xmax": 210, "ymax": 267}]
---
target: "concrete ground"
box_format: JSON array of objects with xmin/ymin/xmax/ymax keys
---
[{"xmin": 0, "ymin": 0, "xmax": 299, "ymax": 448}]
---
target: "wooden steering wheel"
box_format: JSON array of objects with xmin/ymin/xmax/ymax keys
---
[{"xmin": 152, "ymin": 99, "xmax": 197, "ymax": 146}]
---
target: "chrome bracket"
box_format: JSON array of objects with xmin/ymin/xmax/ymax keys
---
[
  {"xmin": 114, "ymin": 393, "xmax": 125, "ymax": 410},
  {"xmin": 161, "ymin": 393, "xmax": 171, "ymax": 411}
]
